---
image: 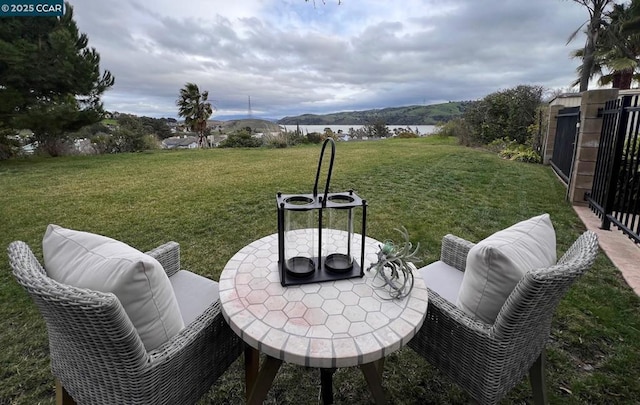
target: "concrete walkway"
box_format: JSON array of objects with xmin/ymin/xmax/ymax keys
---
[{"xmin": 574, "ymin": 205, "xmax": 640, "ymax": 295}]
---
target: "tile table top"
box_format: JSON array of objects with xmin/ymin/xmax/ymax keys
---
[{"xmin": 219, "ymin": 231, "xmax": 428, "ymax": 369}]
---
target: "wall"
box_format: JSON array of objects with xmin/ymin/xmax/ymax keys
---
[
  {"xmin": 567, "ymin": 89, "xmax": 619, "ymax": 205},
  {"xmin": 543, "ymin": 89, "xmax": 623, "ymax": 205}
]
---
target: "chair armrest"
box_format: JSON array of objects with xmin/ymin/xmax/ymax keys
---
[
  {"xmin": 440, "ymin": 234, "xmax": 475, "ymax": 271},
  {"xmin": 408, "ymin": 288, "xmax": 496, "ymax": 371},
  {"xmin": 146, "ymin": 299, "xmax": 242, "ymax": 372},
  {"xmin": 428, "ymin": 289, "xmax": 492, "ymax": 336},
  {"xmin": 146, "ymin": 242, "xmax": 180, "ymax": 277},
  {"xmin": 147, "ymin": 300, "xmax": 219, "ymax": 361}
]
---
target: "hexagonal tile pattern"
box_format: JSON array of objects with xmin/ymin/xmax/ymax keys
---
[
  {"xmin": 319, "ymin": 286, "xmax": 340, "ymax": 299},
  {"xmin": 301, "ymin": 293, "xmax": 323, "ymax": 308},
  {"xmin": 219, "ymin": 230, "xmax": 429, "ymax": 369},
  {"xmin": 303, "ymin": 307, "xmax": 328, "ymax": 326},
  {"xmin": 246, "ymin": 290, "xmax": 268, "ymax": 305},
  {"xmin": 263, "ymin": 311, "xmax": 287, "ymax": 329},
  {"xmin": 337, "ymin": 291, "xmax": 359, "ymax": 306},
  {"xmin": 343, "ymin": 306, "xmax": 367, "ymax": 322},
  {"xmin": 321, "ymin": 299, "xmax": 345, "ymax": 315},
  {"xmin": 264, "ymin": 296, "xmax": 287, "ymax": 311},
  {"xmin": 326, "ymin": 314, "xmax": 350, "ymax": 334}
]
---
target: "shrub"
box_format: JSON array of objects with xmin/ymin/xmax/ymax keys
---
[
  {"xmin": 498, "ymin": 143, "xmax": 541, "ymax": 164},
  {"xmin": 433, "ymin": 118, "xmax": 473, "ymax": 145},
  {"xmin": 463, "ymin": 84, "xmax": 544, "ymax": 145},
  {"xmin": 108, "ymin": 128, "xmax": 149, "ymax": 153},
  {"xmin": 91, "ymin": 133, "xmax": 111, "ymax": 154},
  {"xmin": 487, "ymin": 137, "xmax": 519, "ymax": 153},
  {"xmin": 143, "ymin": 134, "xmax": 160, "ymax": 150},
  {"xmin": 498, "ymin": 148, "xmax": 517, "ymax": 159},
  {"xmin": 511, "ymin": 149, "xmax": 542, "ymax": 163},
  {"xmin": 263, "ymin": 133, "xmax": 289, "ymax": 148},
  {"xmin": 219, "ymin": 129, "xmax": 263, "ymax": 148},
  {"xmin": 306, "ymin": 132, "xmax": 322, "ymax": 144},
  {"xmin": 0, "ymin": 129, "xmax": 20, "ymax": 160}
]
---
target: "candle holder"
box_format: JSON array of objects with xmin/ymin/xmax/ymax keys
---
[{"xmin": 276, "ymin": 138, "xmax": 367, "ymax": 286}]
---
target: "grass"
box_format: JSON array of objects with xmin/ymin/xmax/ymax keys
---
[
  {"xmin": 1, "ymin": 137, "xmax": 639, "ymax": 404},
  {"xmin": 101, "ymin": 118, "xmax": 118, "ymax": 126}
]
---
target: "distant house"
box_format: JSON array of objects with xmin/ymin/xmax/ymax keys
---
[
  {"xmin": 162, "ymin": 136, "xmax": 198, "ymax": 149},
  {"xmin": 207, "ymin": 134, "xmax": 222, "ymax": 147}
]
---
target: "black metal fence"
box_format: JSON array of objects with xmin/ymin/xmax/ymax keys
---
[
  {"xmin": 586, "ymin": 95, "xmax": 640, "ymax": 244},
  {"xmin": 551, "ymin": 106, "xmax": 580, "ymax": 183}
]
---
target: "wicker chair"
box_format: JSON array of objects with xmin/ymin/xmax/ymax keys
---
[
  {"xmin": 407, "ymin": 231, "xmax": 599, "ymax": 405},
  {"xmin": 8, "ymin": 240, "xmax": 243, "ymax": 405}
]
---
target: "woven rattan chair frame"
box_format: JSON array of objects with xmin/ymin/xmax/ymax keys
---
[
  {"xmin": 407, "ymin": 231, "xmax": 599, "ymax": 405},
  {"xmin": 8, "ymin": 240, "xmax": 243, "ymax": 405}
]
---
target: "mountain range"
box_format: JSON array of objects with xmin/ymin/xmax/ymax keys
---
[{"xmin": 277, "ymin": 101, "xmax": 473, "ymax": 125}]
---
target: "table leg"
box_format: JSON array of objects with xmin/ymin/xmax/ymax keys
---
[
  {"xmin": 320, "ymin": 368, "xmax": 336, "ymax": 404},
  {"xmin": 244, "ymin": 346, "xmax": 259, "ymax": 401},
  {"xmin": 376, "ymin": 357, "xmax": 385, "ymax": 380},
  {"xmin": 246, "ymin": 354, "xmax": 283, "ymax": 405},
  {"xmin": 360, "ymin": 359, "xmax": 387, "ymax": 405}
]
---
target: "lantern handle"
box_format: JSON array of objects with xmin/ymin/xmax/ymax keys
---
[{"xmin": 313, "ymin": 138, "xmax": 335, "ymax": 204}]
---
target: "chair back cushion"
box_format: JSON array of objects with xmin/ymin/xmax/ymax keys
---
[
  {"xmin": 42, "ymin": 224, "xmax": 185, "ymax": 351},
  {"xmin": 456, "ymin": 214, "xmax": 556, "ymax": 324}
]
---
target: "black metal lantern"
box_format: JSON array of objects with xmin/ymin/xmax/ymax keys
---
[{"xmin": 276, "ymin": 138, "xmax": 367, "ymax": 286}]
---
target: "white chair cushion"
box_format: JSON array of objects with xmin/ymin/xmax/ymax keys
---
[
  {"xmin": 456, "ymin": 214, "xmax": 557, "ymax": 324},
  {"xmin": 42, "ymin": 224, "xmax": 185, "ymax": 351},
  {"xmin": 417, "ymin": 261, "xmax": 464, "ymax": 304},
  {"xmin": 169, "ymin": 270, "xmax": 219, "ymax": 326}
]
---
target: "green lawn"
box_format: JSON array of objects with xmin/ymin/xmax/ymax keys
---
[{"xmin": 1, "ymin": 137, "xmax": 639, "ymax": 404}]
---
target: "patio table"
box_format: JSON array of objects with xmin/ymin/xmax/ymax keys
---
[{"xmin": 219, "ymin": 230, "xmax": 428, "ymax": 404}]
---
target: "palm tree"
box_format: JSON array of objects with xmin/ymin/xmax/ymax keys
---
[
  {"xmin": 567, "ymin": 0, "xmax": 614, "ymax": 91},
  {"xmin": 570, "ymin": 3, "xmax": 640, "ymax": 89},
  {"xmin": 622, "ymin": 0, "xmax": 640, "ymax": 34},
  {"xmin": 598, "ymin": 3, "xmax": 640, "ymax": 89},
  {"xmin": 176, "ymin": 83, "xmax": 213, "ymax": 148}
]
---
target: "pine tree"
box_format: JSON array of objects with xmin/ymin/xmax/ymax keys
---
[{"xmin": 0, "ymin": 2, "xmax": 114, "ymax": 157}]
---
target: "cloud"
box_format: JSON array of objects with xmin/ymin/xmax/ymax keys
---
[{"xmin": 68, "ymin": 0, "xmax": 589, "ymax": 119}]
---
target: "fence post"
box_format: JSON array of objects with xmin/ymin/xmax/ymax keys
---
[
  {"xmin": 567, "ymin": 88, "xmax": 619, "ymax": 205},
  {"xmin": 543, "ymin": 104, "xmax": 565, "ymax": 165}
]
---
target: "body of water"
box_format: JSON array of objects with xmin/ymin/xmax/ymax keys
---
[{"xmin": 279, "ymin": 124, "xmax": 437, "ymax": 135}]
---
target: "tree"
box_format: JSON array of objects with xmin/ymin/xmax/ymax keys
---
[
  {"xmin": 139, "ymin": 116, "xmax": 172, "ymax": 139},
  {"xmin": 176, "ymin": 83, "xmax": 213, "ymax": 148},
  {"xmin": 622, "ymin": 0, "xmax": 640, "ymax": 34},
  {"xmin": 363, "ymin": 119, "xmax": 390, "ymax": 138},
  {"xmin": 219, "ymin": 129, "xmax": 263, "ymax": 148},
  {"xmin": 0, "ymin": 2, "xmax": 114, "ymax": 157},
  {"xmin": 571, "ymin": 3, "xmax": 640, "ymax": 89},
  {"xmin": 463, "ymin": 85, "xmax": 544, "ymax": 145},
  {"xmin": 567, "ymin": 0, "xmax": 614, "ymax": 91},
  {"xmin": 597, "ymin": 3, "xmax": 640, "ymax": 89},
  {"xmin": 108, "ymin": 115, "xmax": 150, "ymax": 153}
]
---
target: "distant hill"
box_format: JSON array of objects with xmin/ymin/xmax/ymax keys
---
[
  {"xmin": 277, "ymin": 101, "xmax": 473, "ymax": 125},
  {"xmin": 209, "ymin": 118, "xmax": 281, "ymax": 133}
]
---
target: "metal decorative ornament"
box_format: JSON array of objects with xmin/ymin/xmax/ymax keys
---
[{"xmin": 367, "ymin": 227, "xmax": 421, "ymax": 299}]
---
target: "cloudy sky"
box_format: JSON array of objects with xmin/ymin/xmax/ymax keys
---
[{"xmin": 69, "ymin": 0, "xmax": 591, "ymax": 120}]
